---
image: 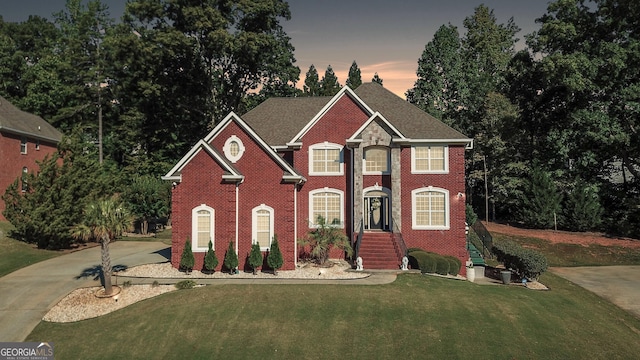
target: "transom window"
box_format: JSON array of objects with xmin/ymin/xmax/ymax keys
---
[
  {"xmin": 412, "ymin": 145, "xmax": 448, "ymax": 173},
  {"xmin": 252, "ymin": 204, "xmax": 274, "ymax": 250},
  {"xmin": 223, "ymin": 135, "xmax": 245, "ymax": 163},
  {"xmin": 309, "ymin": 143, "xmax": 343, "ymax": 175},
  {"xmin": 309, "ymin": 188, "xmax": 344, "ymax": 227},
  {"xmin": 364, "ymin": 147, "xmax": 389, "ymax": 174},
  {"xmin": 192, "ymin": 204, "xmax": 215, "ymax": 251},
  {"xmin": 412, "ymin": 188, "xmax": 449, "ymax": 230}
]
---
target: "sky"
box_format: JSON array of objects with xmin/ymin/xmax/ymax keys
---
[{"xmin": 2, "ymin": 0, "xmax": 552, "ymax": 98}]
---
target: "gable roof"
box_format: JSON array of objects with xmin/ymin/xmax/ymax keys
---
[
  {"xmin": 347, "ymin": 111, "xmax": 407, "ymax": 145},
  {"xmin": 204, "ymin": 112, "xmax": 305, "ymax": 183},
  {"xmin": 162, "ymin": 139, "xmax": 244, "ymax": 183},
  {"xmin": 354, "ymin": 83, "xmax": 469, "ymax": 142},
  {"xmin": 0, "ymin": 95, "xmax": 63, "ymax": 143}
]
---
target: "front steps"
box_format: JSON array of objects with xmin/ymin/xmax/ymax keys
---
[{"xmin": 357, "ymin": 232, "xmax": 401, "ymax": 270}]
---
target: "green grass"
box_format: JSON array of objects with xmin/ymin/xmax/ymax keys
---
[
  {"xmin": 493, "ymin": 233, "xmax": 640, "ymax": 267},
  {"xmin": 0, "ymin": 222, "xmax": 60, "ymax": 277},
  {"xmin": 27, "ymin": 273, "xmax": 640, "ymax": 359},
  {"xmin": 120, "ymin": 227, "xmax": 172, "ymax": 245}
]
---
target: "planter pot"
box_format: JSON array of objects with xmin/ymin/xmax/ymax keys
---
[
  {"xmin": 467, "ymin": 267, "xmax": 475, "ymax": 282},
  {"xmin": 500, "ymin": 270, "xmax": 512, "ymax": 284}
]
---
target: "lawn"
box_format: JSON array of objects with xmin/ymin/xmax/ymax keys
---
[
  {"xmin": 492, "ymin": 233, "xmax": 640, "ymax": 267},
  {"xmin": 0, "ymin": 221, "xmax": 60, "ymax": 277},
  {"xmin": 27, "ymin": 272, "xmax": 640, "ymax": 360}
]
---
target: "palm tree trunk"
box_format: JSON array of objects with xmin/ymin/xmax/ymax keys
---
[{"xmin": 101, "ymin": 236, "xmax": 113, "ymax": 295}]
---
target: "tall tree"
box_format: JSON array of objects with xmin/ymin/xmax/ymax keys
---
[
  {"xmin": 372, "ymin": 72, "xmax": 383, "ymax": 85},
  {"xmin": 320, "ymin": 65, "xmax": 341, "ymax": 96},
  {"xmin": 303, "ymin": 64, "xmax": 321, "ymax": 96},
  {"xmin": 346, "ymin": 60, "xmax": 362, "ymax": 89},
  {"xmin": 71, "ymin": 196, "xmax": 133, "ymax": 295}
]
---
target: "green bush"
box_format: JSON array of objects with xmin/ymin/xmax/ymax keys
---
[
  {"xmin": 267, "ymin": 235, "xmax": 284, "ymax": 274},
  {"xmin": 175, "ymin": 280, "xmax": 197, "ymax": 289},
  {"xmin": 203, "ymin": 240, "xmax": 218, "ymax": 273},
  {"xmin": 410, "ymin": 251, "xmax": 437, "ymax": 274},
  {"xmin": 492, "ymin": 240, "xmax": 548, "ymax": 280},
  {"xmin": 179, "ymin": 238, "xmax": 195, "ymax": 272},
  {"xmin": 435, "ymin": 256, "xmax": 450, "ymax": 275},
  {"xmin": 445, "ymin": 256, "xmax": 461, "ymax": 276},
  {"xmin": 248, "ymin": 243, "xmax": 263, "ymax": 274},
  {"xmin": 466, "ymin": 204, "xmax": 478, "ymax": 226},
  {"xmin": 223, "ymin": 241, "xmax": 239, "ymax": 273}
]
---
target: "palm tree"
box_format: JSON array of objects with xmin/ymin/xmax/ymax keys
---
[{"xmin": 71, "ymin": 197, "xmax": 133, "ymax": 295}]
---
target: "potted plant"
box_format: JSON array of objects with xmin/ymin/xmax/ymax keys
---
[{"xmin": 248, "ymin": 243, "xmax": 263, "ymax": 275}]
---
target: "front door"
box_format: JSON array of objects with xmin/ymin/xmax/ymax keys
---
[{"xmin": 364, "ymin": 193, "xmax": 389, "ymax": 231}]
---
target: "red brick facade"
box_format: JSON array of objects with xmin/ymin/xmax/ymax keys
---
[
  {"xmin": 0, "ymin": 132, "xmax": 58, "ymax": 220},
  {"xmin": 165, "ymin": 85, "xmax": 471, "ymax": 273}
]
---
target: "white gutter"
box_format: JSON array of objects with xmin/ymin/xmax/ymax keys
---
[{"xmin": 294, "ymin": 183, "xmax": 298, "ymax": 267}]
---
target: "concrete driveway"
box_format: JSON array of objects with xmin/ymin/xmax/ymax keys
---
[
  {"xmin": 0, "ymin": 241, "xmax": 170, "ymax": 342},
  {"xmin": 550, "ymin": 266, "xmax": 640, "ymax": 319}
]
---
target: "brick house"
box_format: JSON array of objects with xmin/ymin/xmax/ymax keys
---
[
  {"xmin": 163, "ymin": 83, "xmax": 472, "ymax": 273},
  {"xmin": 0, "ymin": 96, "xmax": 62, "ymax": 220}
]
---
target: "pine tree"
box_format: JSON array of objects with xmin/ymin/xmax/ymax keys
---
[
  {"xmin": 223, "ymin": 240, "xmax": 239, "ymax": 274},
  {"xmin": 320, "ymin": 65, "xmax": 341, "ymax": 96},
  {"xmin": 203, "ymin": 240, "xmax": 218, "ymax": 273},
  {"xmin": 346, "ymin": 60, "xmax": 362, "ymax": 89},
  {"xmin": 248, "ymin": 243, "xmax": 263, "ymax": 275},
  {"xmin": 267, "ymin": 235, "xmax": 284, "ymax": 275},
  {"xmin": 303, "ymin": 64, "xmax": 321, "ymax": 96},
  {"xmin": 372, "ymin": 72, "xmax": 383, "ymax": 85},
  {"xmin": 519, "ymin": 167, "xmax": 563, "ymax": 229},
  {"xmin": 562, "ymin": 178, "xmax": 603, "ymax": 232},
  {"xmin": 180, "ymin": 238, "xmax": 195, "ymax": 273}
]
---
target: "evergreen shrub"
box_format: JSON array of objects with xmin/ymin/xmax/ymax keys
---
[
  {"xmin": 175, "ymin": 280, "xmax": 196, "ymax": 289},
  {"xmin": 180, "ymin": 238, "xmax": 195, "ymax": 272},
  {"xmin": 223, "ymin": 241, "xmax": 239, "ymax": 273},
  {"xmin": 445, "ymin": 256, "xmax": 461, "ymax": 276},
  {"xmin": 267, "ymin": 235, "xmax": 284, "ymax": 274},
  {"xmin": 203, "ymin": 240, "xmax": 218, "ymax": 273},
  {"xmin": 435, "ymin": 256, "xmax": 450, "ymax": 275},
  {"xmin": 248, "ymin": 243, "xmax": 263, "ymax": 274},
  {"xmin": 492, "ymin": 240, "xmax": 548, "ymax": 280}
]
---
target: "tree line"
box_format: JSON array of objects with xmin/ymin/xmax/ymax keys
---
[{"xmin": 1, "ymin": 0, "xmax": 638, "ymax": 248}]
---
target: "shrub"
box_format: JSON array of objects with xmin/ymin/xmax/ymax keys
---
[
  {"xmin": 248, "ymin": 243, "xmax": 263, "ymax": 274},
  {"xmin": 223, "ymin": 241, "xmax": 239, "ymax": 273},
  {"xmin": 203, "ymin": 240, "xmax": 218, "ymax": 273},
  {"xmin": 298, "ymin": 215, "xmax": 353, "ymax": 265},
  {"xmin": 122, "ymin": 280, "xmax": 132, "ymax": 288},
  {"xmin": 435, "ymin": 256, "xmax": 450, "ymax": 275},
  {"xmin": 267, "ymin": 235, "xmax": 284, "ymax": 274},
  {"xmin": 492, "ymin": 240, "xmax": 548, "ymax": 280},
  {"xmin": 466, "ymin": 204, "xmax": 478, "ymax": 226},
  {"xmin": 410, "ymin": 251, "xmax": 437, "ymax": 274},
  {"xmin": 152, "ymin": 280, "xmax": 159, "ymax": 287},
  {"xmin": 179, "ymin": 238, "xmax": 195, "ymax": 272},
  {"xmin": 445, "ymin": 256, "xmax": 461, "ymax": 276},
  {"xmin": 175, "ymin": 280, "xmax": 197, "ymax": 289}
]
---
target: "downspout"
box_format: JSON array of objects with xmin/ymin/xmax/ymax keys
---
[
  {"xmin": 350, "ymin": 147, "xmax": 354, "ymax": 244},
  {"xmin": 294, "ymin": 183, "xmax": 298, "ymax": 267},
  {"xmin": 235, "ymin": 184, "xmax": 239, "ymax": 260}
]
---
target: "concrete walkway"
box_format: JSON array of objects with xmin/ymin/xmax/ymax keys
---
[
  {"xmin": 0, "ymin": 241, "xmax": 169, "ymax": 342},
  {"xmin": 550, "ymin": 266, "xmax": 640, "ymax": 319}
]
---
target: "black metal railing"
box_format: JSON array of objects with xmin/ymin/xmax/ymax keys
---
[
  {"xmin": 470, "ymin": 221, "xmax": 493, "ymax": 258},
  {"xmin": 391, "ymin": 217, "xmax": 407, "ymax": 259}
]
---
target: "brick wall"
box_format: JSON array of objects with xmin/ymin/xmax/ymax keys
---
[{"xmin": 0, "ymin": 132, "xmax": 58, "ymax": 221}]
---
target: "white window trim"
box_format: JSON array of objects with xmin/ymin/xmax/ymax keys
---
[
  {"xmin": 192, "ymin": 204, "xmax": 215, "ymax": 252},
  {"xmin": 411, "ymin": 145, "xmax": 449, "ymax": 174},
  {"xmin": 308, "ymin": 187, "xmax": 345, "ymax": 228},
  {"xmin": 20, "ymin": 137, "xmax": 27, "ymax": 155},
  {"xmin": 252, "ymin": 204, "xmax": 274, "ymax": 251},
  {"xmin": 411, "ymin": 187, "xmax": 450, "ymax": 230},
  {"xmin": 363, "ymin": 146, "xmax": 390, "ymax": 175},
  {"xmin": 222, "ymin": 135, "xmax": 245, "ymax": 163},
  {"xmin": 308, "ymin": 142, "xmax": 344, "ymax": 176}
]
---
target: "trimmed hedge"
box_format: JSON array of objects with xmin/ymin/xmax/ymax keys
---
[
  {"xmin": 435, "ymin": 256, "xmax": 450, "ymax": 275},
  {"xmin": 408, "ymin": 250, "xmax": 461, "ymax": 276},
  {"xmin": 492, "ymin": 240, "xmax": 548, "ymax": 280},
  {"xmin": 409, "ymin": 251, "xmax": 435, "ymax": 274},
  {"xmin": 445, "ymin": 256, "xmax": 461, "ymax": 276}
]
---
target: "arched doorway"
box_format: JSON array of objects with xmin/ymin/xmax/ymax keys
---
[{"xmin": 363, "ymin": 187, "xmax": 391, "ymax": 231}]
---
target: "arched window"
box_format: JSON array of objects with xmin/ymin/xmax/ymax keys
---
[
  {"xmin": 309, "ymin": 188, "xmax": 344, "ymax": 227},
  {"xmin": 364, "ymin": 146, "xmax": 389, "ymax": 174},
  {"xmin": 252, "ymin": 204, "xmax": 274, "ymax": 250},
  {"xmin": 192, "ymin": 204, "xmax": 215, "ymax": 251},
  {"xmin": 309, "ymin": 142, "xmax": 343, "ymax": 175},
  {"xmin": 412, "ymin": 187, "xmax": 449, "ymax": 230}
]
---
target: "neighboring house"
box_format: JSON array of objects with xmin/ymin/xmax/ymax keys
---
[
  {"xmin": 0, "ymin": 96, "xmax": 63, "ymax": 221},
  {"xmin": 163, "ymin": 83, "xmax": 472, "ymax": 273}
]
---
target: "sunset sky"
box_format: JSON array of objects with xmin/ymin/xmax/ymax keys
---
[{"xmin": 2, "ymin": 0, "xmax": 552, "ymax": 98}]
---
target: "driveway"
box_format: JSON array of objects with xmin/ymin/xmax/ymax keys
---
[
  {"xmin": 0, "ymin": 241, "xmax": 170, "ymax": 342},
  {"xmin": 550, "ymin": 266, "xmax": 640, "ymax": 319}
]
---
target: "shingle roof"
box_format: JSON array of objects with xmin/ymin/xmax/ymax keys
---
[
  {"xmin": 241, "ymin": 82, "xmax": 469, "ymax": 147},
  {"xmin": 0, "ymin": 95, "xmax": 63, "ymax": 143},
  {"xmin": 354, "ymin": 83, "xmax": 469, "ymax": 140},
  {"xmin": 242, "ymin": 96, "xmax": 331, "ymax": 146}
]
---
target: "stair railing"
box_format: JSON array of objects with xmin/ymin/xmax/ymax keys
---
[
  {"xmin": 470, "ymin": 221, "xmax": 493, "ymax": 258},
  {"xmin": 391, "ymin": 217, "xmax": 407, "ymax": 260},
  {"xmin": 354, "ymin": 219, "xmax": 364, "ymax": 260}
]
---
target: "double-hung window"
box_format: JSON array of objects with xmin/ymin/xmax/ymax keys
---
[
  {"xmin": 252, "ymin": 204, "xmax": 274, "ymax": 250},
  {"xmin": 411, "ymin": 145, "xmax": 448, "ymax": 173},
  {"xmin": 309, "ymin": 143, "xmax": 343, "ymax": 176},
  {"xmin": 309, "ymin": 188, "xmax": 344, "ymax": 227},
  {"xmin": 412, "ymin": 188, "xmax": 449, "ymax": 230},
  {"xmin": 192, "ymin": 205, "xmax": 215, "ymax": 251}
]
